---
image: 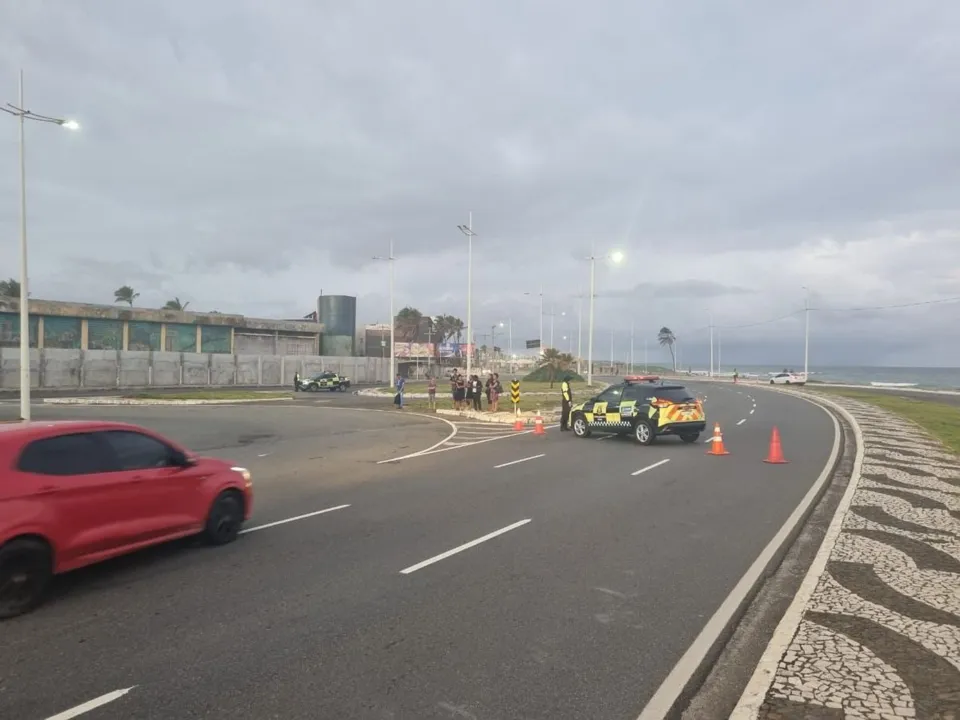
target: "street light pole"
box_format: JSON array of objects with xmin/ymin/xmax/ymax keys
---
[
  {"xmin": 803, "ymin": 286, "xmax": 810, "ymax": 379},
  {"xmin": 587, "ymin": 252, "xmax": 596, "ymax": 386},
  {"xmin": 457, "ymin": 215, "xmax": 476, "ymax": 377},
  {"xmin": 577, "ymin": 287, "xmax": 583, "ymax": 375},
  {"xmin": 3, "ymin": 70, "xmax": 80, "ymax": 421},
  {"xmin": 610, "ymin": 329, "xmax": 614, "ymax": 373},
  {"xmin": 17, "ymin": 73, "xmax": 28, "ymax": 420},
  {"xmin": 709, "ymin": 311, "xmax": 714, "ymax": 377},
  {"xmin": 630, "ymin": 322, "xmax": 635, "ymax": 373},
  {"xmin": 372, "ymin": 239, "xmax": 396, "ymax": 385},
  {"xmin": 585, "ymin": 247, "xmax": 624, "ymax": 385},
  {"xmin": 539, "ymin": 284, "xmax": 544, "ymax": 353}
]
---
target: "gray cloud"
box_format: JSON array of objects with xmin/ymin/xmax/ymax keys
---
[{"xmin": 1, "ymin": 0, "xmax": 959, "ymax": 367}]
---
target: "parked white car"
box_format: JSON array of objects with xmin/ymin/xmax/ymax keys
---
[{"xmin": 769, "ymin": 372, "xmax": 806, "ymax": 385}]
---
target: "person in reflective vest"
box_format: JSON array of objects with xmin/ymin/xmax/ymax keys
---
[{"xmin": 560, "ymin": 374, "xmax": 573, "ymax": 431}]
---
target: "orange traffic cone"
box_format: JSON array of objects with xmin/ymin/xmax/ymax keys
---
[
  {"xmin": 706, "ymin": 422, "xmax": 730, "ymax": 456},
  {"xmin": 513, "ymin": 414, "xmax": 525, "ymax": 431},
  {"xmin": 764, "ymin": 426, "xmax": 789, "ymax": 464},
  {"xmin": 533, "ymin": 411, "xmax": 546, "ymax": 436}
]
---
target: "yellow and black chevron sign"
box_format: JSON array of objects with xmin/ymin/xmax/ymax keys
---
[{"xmin": 510, "ymin": 380, "xmax": 521, "ymax": 405}]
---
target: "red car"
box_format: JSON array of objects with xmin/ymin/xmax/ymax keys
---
[{"xmin": 0, "ymin": 420, "xmax": 253, "ymax": 618}]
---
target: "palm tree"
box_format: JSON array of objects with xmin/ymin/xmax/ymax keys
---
[
  {"xmin": 657, "ymin": 326, "xmax": 676, "ymax": 371},
  {"xmin": 163, "ymin": 297, "xmax": 190, "ymax": 311},
  {"xmin": 114, "ymin": 285, "xmax": 139, "ymax": 306},
  {"xmin": 394, "ymin": 306, "xmax": 422, "ymax": 342},
  {"xmin": 539, "ymin": 348, "xmax": 574, "ymax": 387},
  {"xmin": 0, "ymin": 278, "xmax": 20, "ymax": 297}
]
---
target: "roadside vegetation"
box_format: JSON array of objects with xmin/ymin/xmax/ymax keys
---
[
  {"xmin": 815, "ymin": 387, "xmax": 960, "ymax": 455},
  {"xmin": 122, "ymin": 390, "xmax": 291, "ymax": 401}
]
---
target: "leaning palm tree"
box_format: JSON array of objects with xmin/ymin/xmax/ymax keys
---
[
  {"xmin": 163, "ymin": 297, "xmax": 189, "ymax": 311},
  {"xmin": 657, "ymin": 326, "xmax": 676, "ymax": 371},
  {"xmin": 394, "ymin": 306, "xmax": 422, "ymax": 342},
  {"xmin": 113, "ymin": 285, "xmax": 139, "ymax": 306}
]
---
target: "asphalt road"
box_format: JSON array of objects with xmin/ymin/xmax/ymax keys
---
[{"xmin": 0, "ymin": 381, "xmax": 838, "ymax": 719}]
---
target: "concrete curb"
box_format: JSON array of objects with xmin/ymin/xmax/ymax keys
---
[
  {"xmin": 43, "ymin": 397, "xmax": 293, "ymax": 406},
  {"xmin": 636, "ymin": 384, "xmax": 851, "ymax": 720},
  {"xmin": 435, "ymin": 408, "xmax": 561, "ymax": 424},
  {"xmin": 728, "ymin": 390, "xmax": 866, "ymax": 718}
]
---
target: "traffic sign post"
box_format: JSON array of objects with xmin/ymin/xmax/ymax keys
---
[{"xmin": 510, "ymin": 379, "xmax": 521, "ymax": 415}]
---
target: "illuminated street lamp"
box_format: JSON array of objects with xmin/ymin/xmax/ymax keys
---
[
  {"xmin": 2, "ymin": 70, "xmax": 80, "ymax": 421},
  {"xmin": 586, "ymin": 247, "xmax": 624, "ymax": 386}
]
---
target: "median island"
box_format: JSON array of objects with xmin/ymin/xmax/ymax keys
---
[{"xmin": 121, "ymin": 390, "xmax": 292, "ymax": 401}]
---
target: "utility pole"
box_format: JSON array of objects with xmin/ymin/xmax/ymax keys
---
[
  {"xmin": 372, "ymin": 240, "xmax": 396, "ymax": 385},
  {"xmin": 630, "ymin": 322, "xmax": 635, "ymax": 373}
]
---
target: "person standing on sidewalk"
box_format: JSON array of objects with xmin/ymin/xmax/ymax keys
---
[
  {"xmin": 427, "ymin": 375, "xmax": 437, "ymax": 409},
  {"xmin": 293, "ymin": 371, "xmax": 300, "ymax": 392},
  {"xmin": 560, "ymin": 374, "xmax": 573, "ymax": 430},
  {"xmin": 394, "ymin": 373, "xmax": 405, "ymax": 409}
]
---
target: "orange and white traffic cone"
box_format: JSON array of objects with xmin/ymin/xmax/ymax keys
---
[
  {"xmin": 764, "ymin": 426, "xmax": 788, "ymax": 464},
  {"xmin": 706, "ymin": 422, "xmax": 730, "ymax": 456},
  {"xmin": 513, "ymin": 414, "xmax": 525, "ymax": 431},
  {"xmin": 533, "ymin": 411, "xmax": 546, "ymax": 436}
]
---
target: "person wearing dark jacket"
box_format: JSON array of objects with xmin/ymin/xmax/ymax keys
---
[{"xmin": 560, "ymin": 374, "xmax": 573, "ymax": 430}]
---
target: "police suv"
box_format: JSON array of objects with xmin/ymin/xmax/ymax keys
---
[
  {"xmin": 298, "ymin": 371, "xmax": 351, "ymax": 392},
  {"xmin": 570, "ymin": 375, "xmax": 706, "ymax": 445}
]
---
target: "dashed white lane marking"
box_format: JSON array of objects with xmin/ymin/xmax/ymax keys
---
[
  {"xmin": 240, "ymin": 504, "xmax": 350, "ymax": 534},
  {"xmin": 749, "ymin": 408, "xmax": 755, "ymax": 414},
  {"xmin": 399, "ymin": 519, "xmax": 532, "ymax": 574},
  {"xmin": 257, "ymin": 452, "xmax": 271, "ymax": 457},
  {"xmin": 494, "ymin": 453, "xmax": 545, "ymax": 469},
  {"xmin": 737, "ymin": 419, "xmax": 746, "ymax": 426},
  {"xmin": 631, "ymin": 458, "xmax": 671, "ymax": 476},
  {"xmin": 46, "ymin": 687, "xmax": 137, "ymax": 720}
]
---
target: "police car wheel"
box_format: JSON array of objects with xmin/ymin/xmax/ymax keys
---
[
  {"xmin": 572, "ymin": 415, "xmax": 590, "ymax": 437},
  {"xmin": 680, "ymin": 433, "xmax": 699, "ymax": 443},
  {"xmin": 633, "ymin": 419, "xmax": 655, "ymax": 445}
]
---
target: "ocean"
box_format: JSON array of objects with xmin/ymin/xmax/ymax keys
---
[{"xmin": 723, "ymin": 365, "xmax": 960, "ymax": 391}]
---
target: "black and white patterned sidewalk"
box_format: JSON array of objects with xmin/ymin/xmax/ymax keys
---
[{"xmin": 733, "ymin": 393, "xmax": 960, "ymax": 720}]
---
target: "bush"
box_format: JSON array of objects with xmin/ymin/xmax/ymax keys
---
[{"xmin": 523, "ymin": 366, "xmax": 585, "ymax": 383}]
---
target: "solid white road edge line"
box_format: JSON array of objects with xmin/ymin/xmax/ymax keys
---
[
  {"xmin": 282, "ymin": 404, "xmax": 460, "ymax": 464},
  {"xmin": 728, "ymin": 393, "xmax": 864, "ymax": 718},
  {"xmin": 46, "ymin": 687, "xmax": 137, "ymax": 720},
  {"xmin": 399, "ymin": 519, "xmax": 532, "ymax": 575},
  {"xmin": 635, "ymin": 394, "xmax": 841, "ymax": 720},
  {"xmin": 736, "ymin": 419, "xmax": 746, "ymax": 426},
  {"xmin": 396, "ymin": 424, "xmax": 561, "ymax": 460},
  {"xmin": 631, "ymin": 458, "xmax": 671, "ymax": 476},
  {"xmin": 240, "ymin": 504, "xmax": 350, "ymax": 534},
  {"xmin": 494, "ymin": 454, "xmax": 545, "ymax": 469}
]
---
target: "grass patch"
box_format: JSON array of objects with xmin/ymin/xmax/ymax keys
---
[
  {"xmin": 122, "ymin": 390, "xmax": 291, "ymax": 401},
  {"xmin": 814, "ymin": 387, "xmax": 960, "ymax": 455}
]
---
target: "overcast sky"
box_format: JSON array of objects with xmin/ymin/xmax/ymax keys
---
[{"xmin": 2, "ymin": 1, "xmax": 959, "ymax": 368}]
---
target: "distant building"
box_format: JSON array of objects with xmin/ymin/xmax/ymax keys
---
[
  {"xmin": 317, "ymin": 295, "xmax": 357, "ymax": 356},
  {"xmin": 363, "ymin": 323, "xmax": 391, "ymax": 358},
  {"xmin": 0, "ymin": 297, "xmax": 323, "ymax": 356}
]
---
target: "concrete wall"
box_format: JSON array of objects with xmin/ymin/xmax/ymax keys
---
[{"xmin": 0, "ymin": 348, "xmax": 391, "ymax": 389}]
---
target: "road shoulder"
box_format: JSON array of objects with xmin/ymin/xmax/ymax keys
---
[{"xmin": 731, "ymin": 391, "xmax": 960, "ymax": 719}]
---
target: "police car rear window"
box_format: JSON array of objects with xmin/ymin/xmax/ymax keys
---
[{"xmin": 654, "ymin": 387, "xmax": 697, "ymax": 403}]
